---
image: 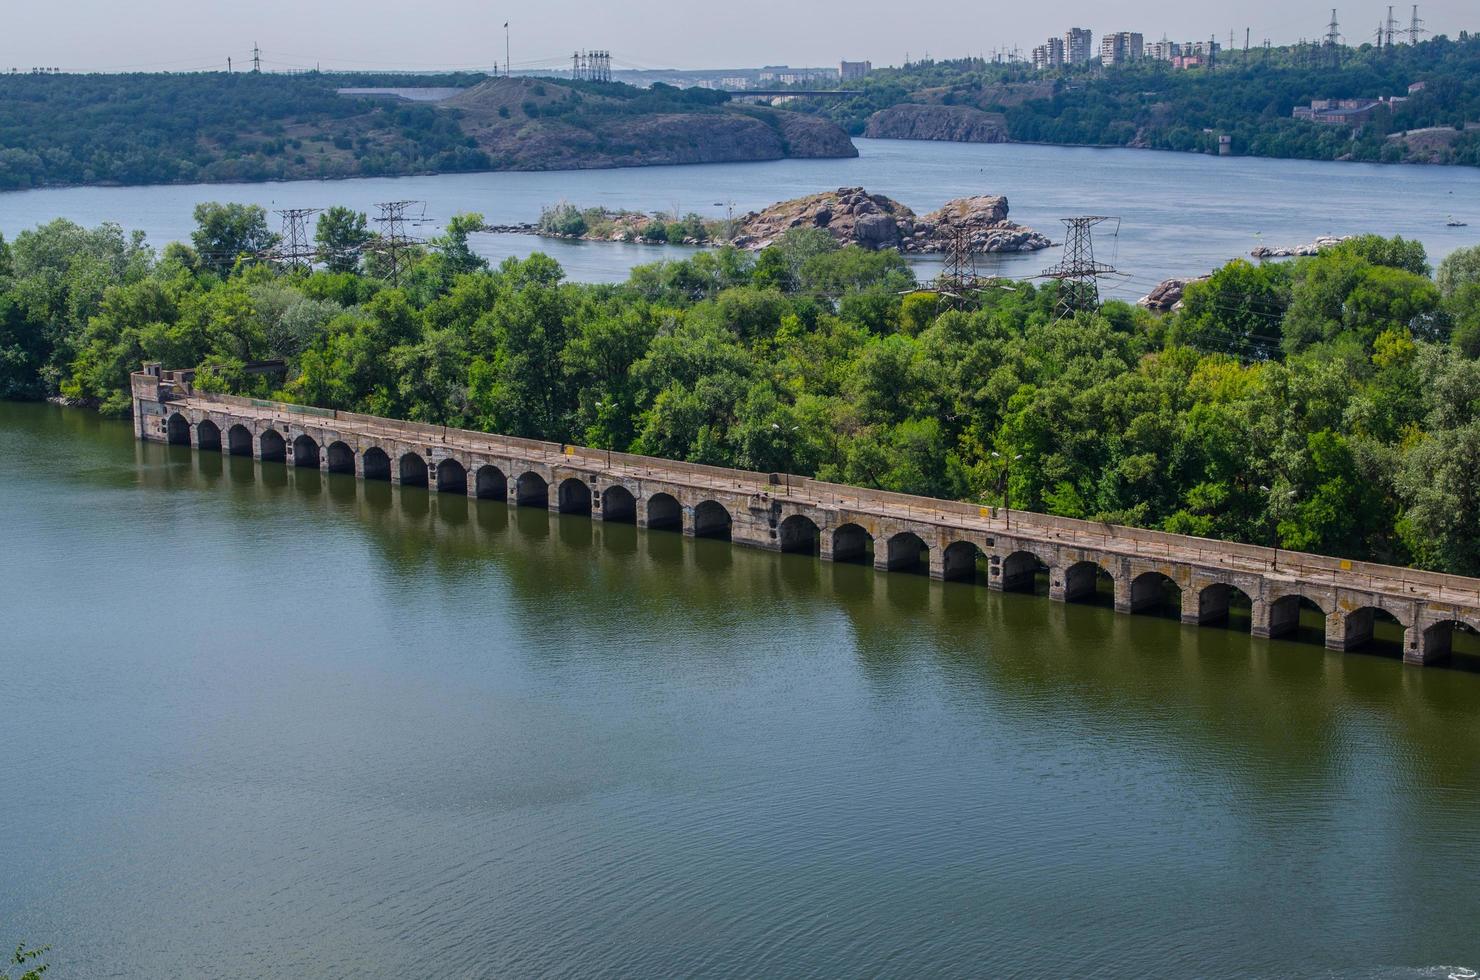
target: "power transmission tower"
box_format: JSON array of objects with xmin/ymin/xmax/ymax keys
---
[
  {"xmin": 911, "ymin": 225, "xmax": 1016, "ymax": 311},
  {"xmin": 1409, "ymin": 4, "xmax": 1426, "ymax": 45},
  {"xmin": 1324, "ymin": 9, "xmax": 1343, "ymax": 68},
  {"xmin": 252, "ymin": 42, "xmax": 261, "ymax": 74},
  {"xmin": 272, "ymin": 208, "xmax": 320, "ymax": 270},
  {"xmin": 1042, "ymin": 217, "xmax": 1118, "ymax": 320},
  {"xmin": 371, "ymin": 201, "xmax": 423, "ymax": 287},
  {"xmin": 1385, "ymin": 5, "xmax": 1401, "ymax": 49}
]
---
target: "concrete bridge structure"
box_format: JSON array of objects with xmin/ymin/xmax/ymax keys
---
[{"xmin": 134, "ymin": 366, "xmax": 1480, "ymax": 667}]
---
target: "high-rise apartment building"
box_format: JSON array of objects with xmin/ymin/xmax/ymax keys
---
[
  {"xmin": 1032, "ymin": 37, "xmax": 1065, "ymax": 71},
  {"xmin": 1100, "ymin": 31, "xmax": 1144, "ymax": 66},
  {"xmin": 1064, "ymin": 28, "xmax": 1094, "ymax": 64}
]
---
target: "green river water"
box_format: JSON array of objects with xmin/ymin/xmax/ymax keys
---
[{"xmin": 2, "ymin": 400, "xmax": 1479, "ymax": 979}]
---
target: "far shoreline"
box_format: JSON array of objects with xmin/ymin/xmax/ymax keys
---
[{"xmin": 7, "ymin": 132, "xmax": 1477, "ymax": 199}]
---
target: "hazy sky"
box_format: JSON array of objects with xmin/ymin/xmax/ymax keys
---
[{"xmin": 5, "ymin": 0, "xmax": 1475, "ymax": 73}]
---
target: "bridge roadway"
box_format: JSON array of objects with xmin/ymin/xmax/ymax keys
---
[{"xmin": 134, "ymin": 367, "xmax": 1480, "ymax": 667}]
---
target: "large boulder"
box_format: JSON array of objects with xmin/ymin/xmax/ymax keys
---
[{"xmin": 727, "ymin": 186, "xmax": 1049, "ymax": 253}]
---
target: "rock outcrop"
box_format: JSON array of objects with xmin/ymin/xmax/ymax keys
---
[
  {"xmin": 1138, "ymin": 276, "xmax": 1209, "ymax": 313},
  {"xmin": 863, "ymin": 104, "xmax": 1010, "ymax": 143},
  {"xmin": 729, "ymin": 187, "xmax": 1050, "ymax": 253},
  {"xmin": 1250, "ymin": 235, "xmax": 1351, "ymax": 259},
  {"xmin": 444, "ymin": 77, "xmax": 858, "ymax": 171}
]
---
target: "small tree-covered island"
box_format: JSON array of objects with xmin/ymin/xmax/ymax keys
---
[{"xmin": 3, "ymin": 204, "xmax": 1479, "ymax": 576}]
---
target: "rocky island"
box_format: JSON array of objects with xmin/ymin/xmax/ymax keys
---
[{"xmin": 530, "ymin": 187, "xmax": 1051, "ymax": 254}]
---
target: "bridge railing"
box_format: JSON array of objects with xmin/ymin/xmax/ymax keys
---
[{"xmin": 159, "ymin": 378, "xmax": 1480, "ymax": 605}]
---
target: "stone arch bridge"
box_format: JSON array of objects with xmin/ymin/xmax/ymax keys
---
[{"xmin": 135, "ymin": 367, "xmax": 1480, "ymax": 667}]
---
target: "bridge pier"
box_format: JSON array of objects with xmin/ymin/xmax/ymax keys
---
[{"xmin": 1326, "ymin": 608, "xmax": 1371, "ymax": 651}]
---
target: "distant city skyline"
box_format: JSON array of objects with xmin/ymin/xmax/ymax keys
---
[{"xmin": 4, "ymin": 0, "xmax": 1475, "ymax": 73}]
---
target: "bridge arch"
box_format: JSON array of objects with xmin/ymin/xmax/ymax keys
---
[
  {"xmin": 292, "ymin": 434, "xmax": 320, "ymax": 469},
  {"xmin": 227, "ymin": 424, "xmax": 253, "ymax": 457},
  {"xmin": 1339, "ymin": 605, "xmax": 1409, "ymax": 655},
  {"xmin": 999, "ymin": 550, "xmax": 1048, "ymax": 593},
  {"xmin": 166, "ymin": 412, "xmax": 191, "ymax": 446},
  {"xmin": 692, "ymin": 500, "xmax": 732, "ymax": 540},
  {"xmin": 779, "ymin": 514, "xmax": 820, "ymax": 555},
  {"xmin": 831, "ymin": 523, "xmax": 874, "ymax": 564},
  {"xmin": 646, "ymin": 492, "xmax": 682, "ymax": 531},
  {"xmin": 399, "ymin": 452, "xmax": 429, "ymax": 488},
  {"xmin": 259, "ymin": 429, "xmax": 286, "ymax": 463},
  {"xmin": 1267, "ymin": 593, "xmax": 1328, "ymax": 644},
  {"xmin": 941, "ymin": 540, "xmax": 984, "ymax": 582},
  {"xmin": 884, "ymin": 531, "xmax": 929, "ymax": 573},
  {"xmin": 1194, "ymin": 582, "xmax": 1253, "ymax": 629},
  {"xmin": 602, "ymin": 485, "xmax": 637, "ymax": 523},
  {"xmin": 326, "ymin": 441, "xmax": 355, "ymax": 475},
  {"xmin": 558, "ymin": 478, "xmax": 593, "ymax": 515},
  {"xmin": 1130, "ymin": 570, "xmax": 1182, "ymax": 617},
  {"xmin": 515, "ymin": 471, "xmax": 549, "ymax": 507},
  {"xmin": 1420, "ymin": 619, "xmax": 1480, "ymax": 664},
  {"xmin": 196, "ymin": 419, "xmax": 222, "ymax": 452},
  {"xmin": 1062, "ymin": 560, "xmax": 1116, "ymax": 604},
  {"xmin": 475, "ymin": 464, "xmax": 507, "ymax": 501},
  {"xmin": 362, "ymin": 447, "xmax": 391, "ymax": 482},
  {"xmin": 436, "ymin": 458, "xmax": 468, "ymax": 495}
]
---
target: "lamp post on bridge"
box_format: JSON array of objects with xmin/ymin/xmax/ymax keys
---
[
  {"xmin": 991, "ymin": 451, "xmax": 1024, "ymax": 530},
  {"xmin": 1260, "ymin": 484, "xmax": 1297, "ymax": 571},
  {"xmin": 771, "ymin": 422, "xmax": 798, "ymax": 495}
]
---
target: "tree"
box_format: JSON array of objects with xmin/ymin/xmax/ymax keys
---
[
  {"xmin": 315, "ymin": 206, "xmax": 371, "ymax": 273},
  {"xmin": 1437, "ymin": 243, "xmax": 1480, "ymax": 298},
  {"xmin": 191, "ymin": 202, "xmax": 277, "ymax": 276},
  {"xmin": 1398, "ymin": 422, "xmax": 1480, "ymax": 574},
  {"xmin": 3, "ymin": 942, "xmax": 49, "ymax": 980},
  {"xmin": 1175, "ymin": 259, "xmax": 1289, "ymax": 357}
]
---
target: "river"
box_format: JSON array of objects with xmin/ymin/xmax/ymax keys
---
[
  {"xmin": 3, "ymin": 399, "xmax": 1480, "ymax": 978},
  {"xmin": 2, "ymin": 139, "xmax": 1478, "ymax": 292}
]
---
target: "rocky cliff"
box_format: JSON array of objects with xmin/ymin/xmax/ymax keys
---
[
  {"xmin": 863, "ymin": 104, "xmax": 1009, "ymax": 143},
  {"xmin": 730, "ymin": 187, "xmax": 1050, "ymax": 253},
  {"xmin": 446, "ymin": 78, "xmax": 857, "ymax": 170}
]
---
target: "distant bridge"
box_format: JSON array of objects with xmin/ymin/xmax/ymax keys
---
[
  {"xmin": 134, "ymin": 365, "xmax": 1480, "ymax": 667},
  {"xmin": 727, "ymin": 89, "xmax": 853, "ymax": 98}
]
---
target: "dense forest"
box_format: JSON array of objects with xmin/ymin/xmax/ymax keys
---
[
  {"xmin": 0, "ymin": 72, "xmax": 795, "ymax": 191},
  {"xmin": 0, "ymin": 71, "xmax": 495, "ymax": 190},
  {"xmin": 3, "ymin": 207, "xmax": 1480, "ymax": 576},
  {"xmin": 799, "ymin": 32, "xmax": 1480, "ymax": 165}
]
